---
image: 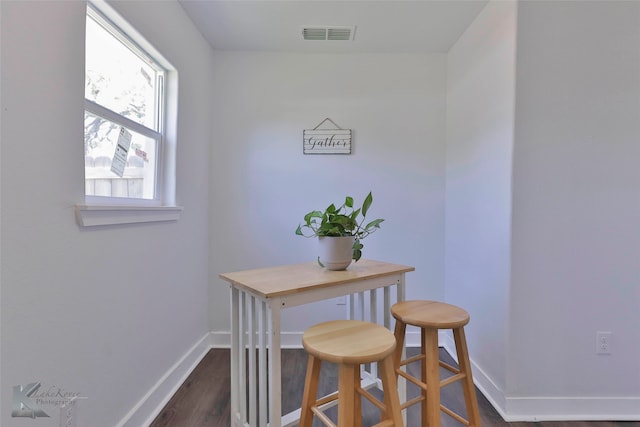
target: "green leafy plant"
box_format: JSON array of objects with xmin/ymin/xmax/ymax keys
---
[{"xmin": 295, "ymin": 192, "xmax": 384, "ymax": 263}]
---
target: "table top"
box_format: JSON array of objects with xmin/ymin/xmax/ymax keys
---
[{"xmin": 219, "ymin": 259, "xmax": 415, "ymax": 299}]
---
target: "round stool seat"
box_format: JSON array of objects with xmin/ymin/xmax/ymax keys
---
[
  {"xmin": 391, "ymin": 300, "xmax": 469, "ymax": 329},
  {"xmin": 302, "ymin": 320, "xmax": 396, "ymax": 365}
]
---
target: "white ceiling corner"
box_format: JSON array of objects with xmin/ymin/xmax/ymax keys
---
[{"xmin": 178, "ymin": 0, "xmax": 489, "ymax": 53}]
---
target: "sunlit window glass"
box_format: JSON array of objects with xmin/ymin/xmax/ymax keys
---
[{"xmin": 84, "ymin": 7, "xmax": 164, "ymax": 201}]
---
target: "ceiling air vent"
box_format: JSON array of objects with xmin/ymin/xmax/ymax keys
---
[
  {"xmin": 302, "ymin": 26, "xmax": 355, "ymax": 41},
  {"xmin": 327, "ymin": 28, "xmax": 352, "ymax": 41}
]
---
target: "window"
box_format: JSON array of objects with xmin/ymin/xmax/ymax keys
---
[{"xmin": 77, "ymin": 3, "xmax": 181, "ymax": 226}]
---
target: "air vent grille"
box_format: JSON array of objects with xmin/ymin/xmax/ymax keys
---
[
  {"xmin": 327, "ymin": 28, "xmax": 352, "ymax": 41},
  {"xmin": 302, "ymin": 26, "xmax": 355, "ymax": 41},
  {"xmin": 303, "ymin": 28, "xmax": 327, "ymax": 40}
]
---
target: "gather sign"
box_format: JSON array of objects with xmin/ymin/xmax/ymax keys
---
[{"xmin": 303, "ymin": 118, "xmax": 352, "ymax": 155}]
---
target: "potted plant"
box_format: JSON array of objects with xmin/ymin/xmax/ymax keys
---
[{"xmin": 295, "ymin": 192, "xmax": 384, "ymax": 270}]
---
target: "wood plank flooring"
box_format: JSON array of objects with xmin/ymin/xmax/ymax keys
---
[{"xmin": 150, "ymin": 348, "xmax": 639, "ymax": 427}]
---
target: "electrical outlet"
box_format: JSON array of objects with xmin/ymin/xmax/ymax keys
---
[{"xmin": 596, "ymin": 331, "xmax": 612, "ymax": 355}]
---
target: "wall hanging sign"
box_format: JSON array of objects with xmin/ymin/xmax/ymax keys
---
[
  {"xmin": 303, "ymin": 118, "xmax": 352, "ymax": 155},
  {"xmin": 111, "ymin": 127, "xmax": 132, "ymax": 177}
]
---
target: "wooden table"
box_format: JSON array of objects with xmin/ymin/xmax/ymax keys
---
[{"xmin": 219, "ymin": 259, "xmax": 415, "ymax": 427}]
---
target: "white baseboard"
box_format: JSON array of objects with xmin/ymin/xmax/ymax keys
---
[
  {"xmin": 441, "ymin": 335, "xmax": 640, "ymax": 422},
  {"xmin": 116, "ymin": 332, "xmax": 213, "ymax": 427},
  {"xmin": 502, "ymin": 396, "xmax": 640, "ymax": 421}
]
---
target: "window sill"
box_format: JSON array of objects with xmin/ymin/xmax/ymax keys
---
[{"xmin": 75, "ymin": 204, "xmax": 183, "ymax": 227}]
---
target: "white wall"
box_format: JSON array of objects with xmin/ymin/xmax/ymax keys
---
[
  {"xmin": 0, "ymin": 1, "xmax": 214, "ymax": 426},
  {"xmin": 448, "ymin": 0, "xmax": 640, "ymax": 420},
  {"xmin": 209, "ymin": 52, "xmax": 447, "ymax": 337},
  {"xmin": 445, "ymin": 0, "xmax": 517, "ymax": 411},
  {"xmin": 446, "ymin": 0, "xmax": 640, "ymax": 419},
  {"xmin": 509, "ymin": 0, "xmax": 640, "ymax": 418}
]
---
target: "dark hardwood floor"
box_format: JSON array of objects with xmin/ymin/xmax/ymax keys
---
[{"xmin": 150, "ymin": 348, "xmax": 639, "ymax": 427}]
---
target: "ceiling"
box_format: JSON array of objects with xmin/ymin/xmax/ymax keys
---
[{"xmin": 178, "ymin": 0, "xmax": 489, "ymax": 54}]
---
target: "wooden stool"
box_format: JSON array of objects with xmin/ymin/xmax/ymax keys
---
[
  {"xmin": 300, "ymin": 320, "xmax": 404, "ymax": 427},
  {"xmin": 391, "ymin": 300, "xmax": 481, "ymax": 427}
]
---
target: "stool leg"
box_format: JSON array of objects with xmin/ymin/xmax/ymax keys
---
[
  {"xmin": 354, "ymin": 365, "xmax": 363, "ymax": 427},
  {"xmin": 380, "ymin": 354, "xmax": 403, "ymax": 426},
  {"xmin": 393, "ymin": 319, "xmax": 406, "ymax": 379},
  {"xmin": 418, "ymin": 328, "xmax": 427, "ymax": 423},
  {"xmin": 338, "ymin": 363, "xmax": 357, "ymax": 427},
  {"xmin": 424, "ymin": 328, "xmax": 440, "ymax": 427},
  {"xmin": 300, "ymin": 354, "xmax": 322, "ymax": 427},
  {"xmin": 454, "ymin": 327, "xmax": 481, "ymax": 427}
]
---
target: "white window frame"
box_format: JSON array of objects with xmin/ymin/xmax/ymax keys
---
[{"xmin": 76, "ymin": 1, "xmax": 182, "ymax": 227}]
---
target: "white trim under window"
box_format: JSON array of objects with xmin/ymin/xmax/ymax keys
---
[{"xmin": 75, "ymin": 204, "xmax": 183, "ymax": 227}]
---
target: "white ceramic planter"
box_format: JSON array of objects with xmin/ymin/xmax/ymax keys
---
[{"xmin": 318, "ymin": 235, "xmax": 355, "ymax": 270}]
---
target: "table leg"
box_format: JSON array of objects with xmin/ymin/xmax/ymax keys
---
[
  {"xmin": 248, "ymin": 296, "xmax": 257, "ymax": 427},
  {"xmin": 370, "ymin": 290, "xmax": 379, "ymax": 379},
  {"xmin": 230, "ymin": 287, "xmax": 240, "ymax": 427},
  {"xmin": 239, "ymin": 292, "xmax": 247, "ymax": 423},
  {"xmin": 396, "ymin": 275, "xmax": 406, "ymax": 302},
  {"xmin": 384, "ymin": 285, "xmax": 391, "ymax": 329},
  {"xmin": 268, "ymin": 301, "xmax": 282, "ymax": 427},
  {"xmin": 258, "ymin": 301, "xmax": 268, "ymax": 426}
]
